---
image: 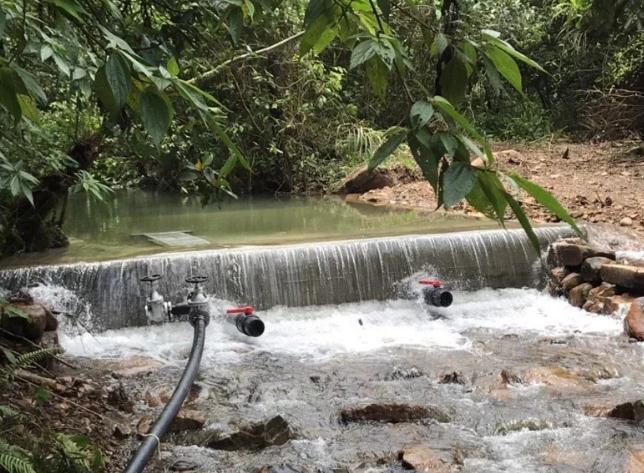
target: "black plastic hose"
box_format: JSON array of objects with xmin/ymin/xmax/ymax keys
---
[{"xmin": 123, "ymin": 313, "xmax": 208, "ymax": 473}]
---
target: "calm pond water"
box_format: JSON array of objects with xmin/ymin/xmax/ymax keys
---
[{"xmin": 3, "ymin": 190, "xmax": 500, "ymax": 266}]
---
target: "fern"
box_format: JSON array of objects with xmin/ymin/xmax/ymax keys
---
[
  {"xmin": 0, "ymin": 440, "xmax": 36, "ymax": 473},
  {"xmin": 1, "ymin": 347, "xmax": 63, "ymax": 382}
]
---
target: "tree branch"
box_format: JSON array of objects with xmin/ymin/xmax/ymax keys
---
[{"xmin": 188, "ymin": 31, "xmax": 305, "ymax": 86}]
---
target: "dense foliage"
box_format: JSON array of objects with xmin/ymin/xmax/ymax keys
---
[{"xmin": 0, "ymin": 0, "xmax": 642, "ymax": 256}]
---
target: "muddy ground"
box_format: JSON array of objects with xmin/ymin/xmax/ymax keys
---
[{"xmin": 346, "ymin": 140, "xmax": 644, "ymax": 236}]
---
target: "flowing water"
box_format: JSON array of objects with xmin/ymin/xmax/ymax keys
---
[
  {"xmin": 4, "ymin": 225, "xmax": 642, "ymax": 472},
  {"xmin": 52, "ymin": 287, "xmax": 644, "ymax": 473}
]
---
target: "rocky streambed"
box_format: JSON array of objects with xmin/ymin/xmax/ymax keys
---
[{"xmin": 56, "ymin": 288, "xmax": 644, "ymax": 473}]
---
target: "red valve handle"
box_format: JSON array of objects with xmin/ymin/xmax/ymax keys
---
[
  {"xmin": 419, "ymin": 278, "xmax": 443, "ymax": 288},
  {"xmin": 226, "ymin": 306, "xmax": 255, "ymax": 316}
]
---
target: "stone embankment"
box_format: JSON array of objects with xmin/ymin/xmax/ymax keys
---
[{"xmin": 547, "ymin": 238, "xmax": 644, "ymax": 340}]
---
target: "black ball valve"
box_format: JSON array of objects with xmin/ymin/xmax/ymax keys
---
[
  {"xmin": 420, "ymin": 278, "xmax": 453, "ymax": 307},
  {"xmin": 226, "ymin": 306, "xmax": 265, "ymax": 337}
]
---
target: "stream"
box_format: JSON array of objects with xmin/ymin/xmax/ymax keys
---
[{"xmin": 54, "ymin": 287, "xmax": 644, "ymax": 473}]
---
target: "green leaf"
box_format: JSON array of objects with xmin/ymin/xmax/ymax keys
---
[
  {"xmin": 430, "ymin": 32, "xmax": 448, "ymax": 58},
  {"xmin": 139, "ymin": 87, "xmax": 173, "ymax": 146},
  {"xmin": 0, "ymin": 68, "xmax": 22, "ymax": 124},
  {"xmin": 350, "ymin": 39, "xmax": 379, "ymax": 70},
  {"xmin": 409, "ymin": 133, "xmax": 441, "ymax": 192},
  {"xmin": 368, "ymin": 128, "xmax": 406, "ymax": 173},
  {"xmin": 440, "ymin": 54, "xmax": 469, "ymax": 105},
  {"xmin": 432, "ymin": 96, "xmax": 485, "ymax": 142},
  {"xmin": 442, "ymin": 162, "xmax": 476, "ymax": 207},
  {"xmin": 509, "ymin": 173, "xmax": 582, "ymax": 235},
  {"xmin": 437, "ymin": 132, "xmax": 458, "ymax": 157},
  {"xmin": 105, "ymin": 52, "xmax": 131, "ymax": 109},
  {"xmin": 409, "ymin": 101, "xmax": 434, "ymax": 129},
  {"xmin": 472, "ymin": 171, "xmax": 508, "ymax": 223},
  {"xmin": 504, "ymin": 191, "xmax": 540, "ymax": 252},
  {"xmin": 47, "ymin": 0, "xmax": 85, "ymax": 21},
  {"xmin": 483, "ymin": 45, "xmax": 522, "ymax": 92},
  {"xmin": 0, "ymin": 10, "xmax": 6, "ymax": 37},
  {"xmin": 481, "ymin": 30, "xmax": 547, "ymax": 73},
  {"xmin": 201, "ymin": 112, "xmax": 250, "ymax": 171},
  {"xmin": 167, "ymin": 57, "xmax": 180, "ymax": 77},
  {"xmin": 17, "ymin": 95, "xmax": 39, "ymax": 123},
  {"xmin": 366, "ymin": 57, "xmax": 389, "ymax": 99},
  {"xmin": 304, "ymin": 0, "xmax": 331, "ymax": 26},
  {"xmin": 481, "ymin": 55, "xmax": 504, "ymax": 96},
  {"xmin": 94, "ymin": 66, "xmax": 119, "ymax": 117}
]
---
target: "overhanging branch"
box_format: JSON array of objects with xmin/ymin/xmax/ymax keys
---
[{"xmin": 188, "ymin": 31, "xmax": 305, "ymax": 86}]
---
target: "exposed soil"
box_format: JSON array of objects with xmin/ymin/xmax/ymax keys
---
[{"xmin": 345, "ymin": 140, "xmax": 644, "ymax": 236}]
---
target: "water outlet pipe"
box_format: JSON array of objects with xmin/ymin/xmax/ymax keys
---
[
  {"xmin": 226, "ymin": 306, "xmax": 265, "ymax": 337},
  {"xmin": 419, "ymin": 278, "xmax": 453, "ymax": 307}
]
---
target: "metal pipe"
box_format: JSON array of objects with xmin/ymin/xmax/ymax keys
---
[{"xmin": 123, "ymin": 312, "xmax": 208, "ymax": 473}]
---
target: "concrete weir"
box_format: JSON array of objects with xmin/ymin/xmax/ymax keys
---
[{"xmin": 0, "ymin": 227, "xmax": 571, "ymax": 330}]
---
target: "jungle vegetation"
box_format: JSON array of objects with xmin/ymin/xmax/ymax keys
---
[{"xmin": 0, "ymin": 0, "xmax": 642, "ymax": 256}]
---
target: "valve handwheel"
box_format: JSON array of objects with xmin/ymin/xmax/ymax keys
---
[
  {"xmin": 185, "ymin": 275, "xmax": 208, "ymax": 284},
  {"xmin": 140, "ymin": 274, "xmax": 162, "ymax": 283}
]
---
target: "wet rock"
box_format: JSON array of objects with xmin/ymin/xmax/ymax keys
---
[
  {"xmin": 583, "ymin": 403, "xmax": 613, "ymax": 417},
  {"xmin": 581, "ymin": 256, "xmax": 613, "ymax": 283},
  {"xmin": 387, "ymin": 366, "xmax": 423, "ymax": 380},
  {"xmin": 608, "ymin": 400, "xmax": 644, "ymax": 423},
  {"xmin": 255, "ymin": 466, "xmax": 302, "ymax": 473},
  {"xmin": 551, "ymin": 242, "xmax": 594, "ymax": 267},
  {"xmin": 625, "ymin": 298, "xmax": 644, "ymax": 341},
  {"xmin": 106, "ymin": 382, "xmax": 134, "ymax": 413},
  {"xmin": 398, "ymin": 445, "xmax": 456, "ymax": 472},
  {"xmin": 494, "ymin": 419, "xmax": 552, "ymax": 435},
  {"xmin": 561, "ymin": 273, "xmax": 583, "ymax": 293},
  {"xmin": 1, "ymin": 302, "xmax": 56, "ymax": 341},
  {"xmin": 569, "ymin": 283, "xmax": 593, "ymax": 308},
  {"xmin": 439, "ymin": 371, "xmax": 466, "ymax": 385},
  {"xmin": 113, "ymin": 423, "xmax": 132, "ymax": 439},
  {"xmin": 138, "ymin": 409, "xmax": 207, "ymax": 435},
  {"xmin": 600, "ymin": 264, "xmax": 644, "ymax": 291},
  {"xmin": 550, "ymin": 266, "xmax": 569, "ymax": 284},
  {"xmin": 206, "ymin": 415, "xmax": 292, "ymax": 451},
  {"xmin": 340, "ymin": 403, "xmax": 449, "ymax": 424},
  {"xmin": 106, "ymin": 355, "xmax": 163, "ymax": 377},
  {"xmin": 604, "ymin": 294, "xmax": 634, "ymax": 314},
  {"xmin": 171, "ymin": 459, "xmax": 201, "ymax": 471}
]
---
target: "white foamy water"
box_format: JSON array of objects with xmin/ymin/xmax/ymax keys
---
[{"xmin": 59, "ymin": 288, "xmax": 623, "ymax": 363}]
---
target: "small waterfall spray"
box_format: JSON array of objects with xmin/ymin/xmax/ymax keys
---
[{"xmin": 0, "ymin": 227, "xmax": 570, "ymax": 330}]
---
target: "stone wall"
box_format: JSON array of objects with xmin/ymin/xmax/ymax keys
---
[{"xmin": 547, "ymin": 238, "xmax": 644, "ymax": 340}]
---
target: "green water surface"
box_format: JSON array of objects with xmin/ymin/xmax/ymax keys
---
[{"xmin": 3, "ymin": 191, "xmax": 501, "ymax": 267}]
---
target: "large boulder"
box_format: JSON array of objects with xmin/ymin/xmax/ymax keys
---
[
  {"xmin": 340, "ymin": 403, "xmax": 449, "ymax": 424},
  {"xmin": 335, "ymin": 163, "xmax": 419, "ymax": 194},
  {"xmin": 206, "ymin": 415, "xmax": 292, "ymax": 451},
  {"xmin": 608, "ymin": 400, "xmax": 644, "ymax": 423},
  {"xmin": 581, "ymin": 256, "xmax": 613, "ymax": 283},
  {"xmin": 600, "ymin": 264, "xmax": 644, "ymax": 291},
  {"xmin": 562, "ymin": 273, "xmax": 583, "ymax": 293},
  {"xmin": 398, "ymin": 445, "xmax": 456, "ymax": 472},
  {"xmin": 550, "ymin": 242, "xmax": 595, "ymax": 267},
  {"xmin": 1, "ymin": 301, "xmax": 58, "ymax": 341},
  {"xmin": 625, "ymin": 297, "xmax": 644, "ymax": 341}
]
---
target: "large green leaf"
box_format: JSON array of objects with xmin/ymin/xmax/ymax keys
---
[
  {"xmin": 483, "ymin": 45, "xmax": 522, "ymax": 92},
  {"xmin": 409, "ymin": 101, "xmax": 434, "ymax": 129},
  {"xmin": 368, "ymin": 128, "xmax": 406, "ymax": 173},
  {"xmin": 478, "ymin": 171, "xmax": 508, "ymax": 223},
  {"xmin": 481, "ymin": 30, "xmax": 547, "ymax": 73},
  {"xmin": 350, "ymin": 39, "xmax": 379, "ymax": 70},
  {"xmin": 47, "ymin": 0, "xmax": 85, "ymax": 21},
  {"xmin": 509, "ymin": 173, "xmax": 582, "ymax": 235},
  {"xmin": 14, "ymin": 67, "xmax": 47, "ymax": 103},
  {"xmin": 94, "ymin": 66, "xmax": 119, "ymax": 117},
  {"xmin": 105, "ymin": 52, "xmax": 131, "ymax": 109},
  {"xmin": 504, "ymin": 191, "xmax": 540, "ymax": 252},
  {"xmin": 431, "ymin": 96, "xmax": 485, "ymax": 142},
  {"xmin": 0, "ymin": 67, "xmax": 23, "ymax": 123},
  {"xmin": 440, "ymin": 55, "xmax": 469, "ymax": 105},
  {"xmin": 139, "ymin": 87, "xmax": 173, "ymax": 146},
  {"xmin": 366, "ymin": 57, "xmax": 389, "ymax": 99},
  {"xmin": 442, "ymin": 162, "xmax": 476, "ymax": 207},
  {"xmin": 408, "ymin": 134, "xmax": 441, "ymax": 192}
]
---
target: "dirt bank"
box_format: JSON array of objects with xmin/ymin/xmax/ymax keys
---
[{"xmin": 345, "ymin": 140, "xmax": 644, "ymax": 236}]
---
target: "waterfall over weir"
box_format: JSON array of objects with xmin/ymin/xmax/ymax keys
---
[{"xmin": 0, "ymin": 227, "xmax": 570, "ymax": 331}]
